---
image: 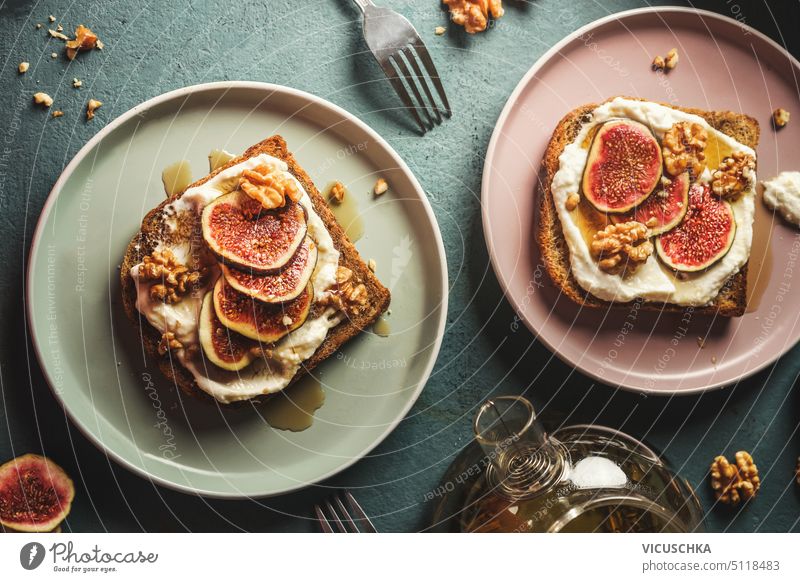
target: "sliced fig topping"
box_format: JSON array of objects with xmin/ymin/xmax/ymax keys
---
[
  {"xmin": 613, "ymin": 172, "xmax": 689, "ymax": 236},
  {"xmin": 656, "ymin": 183, "xmax": 736, "ymax": 272},
  {"xmin": 0, "ymin": 454, "xmax": 74, "ymax": 533},
  {"xmin": 212, "ymin": 277, "xmax": 313, "ymax": 343},
  {"xmin": 198, "ymin": 291, "xmax": 256, "ymax": 371},
  {"xmin": 222, "ymin": 236, "xmax": 318, "ymax": 304},
  {"xmin": 581, "ymin": 119, "xmax": 663, "ymax": 213},
  {"xmin": 201, "ymin": 191, "xmax": 307, "ymax": 273}
]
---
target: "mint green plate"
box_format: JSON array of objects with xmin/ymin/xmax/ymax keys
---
[{"xmin": 27, "ymin": 82, "xmax": 447, "ymax": 498}]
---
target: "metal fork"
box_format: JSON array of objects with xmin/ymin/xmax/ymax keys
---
[
  {"xmin": 314, "ymin": 490, "xmax": 377, "ymax": 533},
  {"xmin": 353, "ymin": 0, "xmax": 451, "ymax": 134}
]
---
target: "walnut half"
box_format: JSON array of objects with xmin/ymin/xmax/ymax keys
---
[
  {"xmin": 158, "ymin": 331, "xmax": 183, "ymax": 355},
  {"xmin": 711, "ymin": 151, "xmax": 755, "ymax": 199},
  {"xmin": 325, "ymin": 265, "xmax": 369, "ymax": 315},
  {"xmin": 662, "ymin": 121, "xmax": 708, "ymax": 177},
  {"xmin": 590, "ymin": 221, "xmax": 653, "ymax": 275},
  {"xmin": 710, "ymin": 451, "xmax": 760, "ymax": 505},
  {"xmin": 443, "ymin": 0, "xmax": 504, "ymax": 34},
  {"xmin": 239, "ymin": 164, "xmax": 300, "ymax": 210},
  {"xmin": 139, "ymin": 249, "xmax": 203, "ymax": 304}
]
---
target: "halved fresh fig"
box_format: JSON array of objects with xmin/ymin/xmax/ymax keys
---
[
  {"xmin": 612, "ymin": 172, "xmax": 690, "ymax": 235},
  {"xmin": 198, "ymin": 291, "xmax": 256, "ymax": 371},
  {"xmin": 213, "ymin": 277, "xmax": 313, "ymax": 343},
  {"xmin": 0, "ymin": 454, "xmax": 74, "ymax": 533},
  {"xmin": 222, "ymin": 236, "xmax": 318, "ymax": 304},
  {"xmin": 656, "ymin": 183, "xmax": 736, "ymax": 272},
  {"xmin": 581, "ymin": 119, "xmax": 663, "ymax": 213},
  {"xmin": 201, "ymin": 191, "xmax": 307, "ymax": 273}
]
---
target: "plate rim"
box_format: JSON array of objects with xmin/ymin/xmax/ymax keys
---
[
  {"xmin": 480, "ymin": 6, "xmax": 800, "ymax": 395},
  {"xmin": 26, "ymin": 80, "xmax": 449, "ymax": 498}
]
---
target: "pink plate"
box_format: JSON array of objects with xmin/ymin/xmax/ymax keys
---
[{"xmin": 482, "ymin": 7, "xmax": 800, "ymax": 394}]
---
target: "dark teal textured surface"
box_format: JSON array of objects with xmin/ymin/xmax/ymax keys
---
[{"xmin": 1, "ymin": 0, "xmax": 799, "ymax": 532}]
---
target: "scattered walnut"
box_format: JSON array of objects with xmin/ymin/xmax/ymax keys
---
[
  {"xmin": 139, "ymin": 249, "xmax": 203, "ymax": 304},
  {"xmin": 57, "ymin": 24, "xmax": 63, "ymax": 32},
  {"xmin": 710, "ymin": 451, "xmax": 760, "ymax": 505},
  {"xmin": 157, "ymin": 332, "xmax": 183, "ymax": 355},
  {"xmin": 36, "ymin": 23, "xmax": 42, "ymax": 29},
  {"xmin": 590, "ymin": 221, "xmax": 653, "ymax": 275},
  {"xmin": 711, "ymin": 151, "xmax": 755, "ymax": 199},
  {"xmin": 443, "ymin": 0, "xmax": 504, "ymax": 34},
  {"xmin": 33, "ymin": 92, "xmax": 53, "ymax": 107},
  {"xmin": 368, "ymin": 259, "xmax": 377, "ymax": 272},
  {"xmin": 48, "ymin": 15, "xmax": 56, "ymax": 23},
  {"xmin": 662, "ymin": 121, "xmax": 708, "ymax": 176},
  {"xmin": 373, "ymin": 177, "xmax": 388, "ymax": 196},
  {"xmin": 65, "ymin": 25, "xmax": 101, "ymax": 60},
  {"xmin": 239, "ymin": 164, "xmax": 300, "ymax": 209},
  {"xmin": 329, "ymin": 181, "xmax": 346, "ymax": 204},
  {"xmin": 86, "ymin": 98, "xmax": 102, "ymax": 120},
  {"xmin": 336, "ymin": 266, "xmax": 353, "ymax": 285},
  {"xmin": 565, "ymin": 192, "xmax": 580, "ymax": 211},
  {"xmin": 50, "ymin": 52, "xmax": 58, "ymax": 59},
  {"xmin": 772, "ymin": 108, "xmax": 790, "ymax": 129},
  {"xmin": 434, "ymin": 26, "xmax": 446, "ymax": 36},
  {"xmin": 72, "ymin": 78, "xmax": 82, "ymax": 88},
  {"xmin": 18, "ymin": 62, "xmax": 29, "ymax": 74},
  {"xmin": 664, "ymin": 48, "xmax": 679, "ymax": 70},
  {"xmin": 48, "ymin": 28, "xmax": 69, "ymax": 40},
  {"xmin": 330, "ymin": 265, "xmax": 368, "ymax": 313},
  {"xmin": 51, "ymin": 110, "xmax": 64, "ymax": 118},
  {"xmin": 651, "ymin": 55, "xmax": 665, "ymax": 70}
]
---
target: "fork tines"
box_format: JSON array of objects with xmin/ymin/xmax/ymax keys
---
[
  {"xmin": 379, "ymin": 42, "xmax": 451, "ymax": 134},
  {"xmin": 314, "ymin": 491, "xmax": 377, "ymax": 533}
]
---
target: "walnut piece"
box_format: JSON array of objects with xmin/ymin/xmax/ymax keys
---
[
  {"xmin": 709, "ymin": 451, "xmax": 760, "ymax": 505},
  {"xmin": 239, "ymin": 164, "xmax": 300, "ymax": 210},
  {"xmin": 139, "ymin": 249, "xmax": 203, "ymax": 304},
  {"xmin": 328, "ymin": 181, "xmax": 346, "ymax": 204},
  {"xmin": 72, "ymin": 78, "xmax": 82, "ymax": 88},
  {"xmin": 48, "ymin": 28, "xmax": 69, "ymax": 40},
  {"xmin": 158, "ymin": 332, "xmax": 183, "ymax": 355},
  {"xmin": 711, "ymin": 151, "xmax": 755, "ymax": 199},
  {"xmin": 18, "ymin": 62, "xmax": 29, "ymax": 74},
  {"xmin": 328, "ymin": 265, "xmax": 368, "ymax": 314},
  {"xmin": 33, "ymin": 92, "xmax": 53, "ymax": 107},
  {"xmin": 443, "ymin": 0, "xmax": 504, "ymax": 34},
  {"xmin": 664, "ymin": 48, "xmax": 679, "ymax": 70},
  {"xmin": 662, "ymin": 121, "xmax": 708, "ymax": 176},
  {"xmin": 565, "ymin": 192, "xmax": 580, "ymax": 211},
  {"xmin": 435, "ymin": 26, "xmax": 446, "ymax": 36},
  {"xmin": 773, "ymin": 108, "xmax": 790, "ymax": 129},
  {"xmin": 51, "ymin": 110, "xmax": 64, "ymax": 118},
  {"xmin": 651, "ymin": 55, "xmax": 665, "ymax": 70},
  {"xmin": 65, "ymin": 25, "xmax": 102, "ymax": 60},
  {"xmin": 86, "ymin": 99, "xmax": 102, "ymax": 120},
  {"xmin": 590, "ymin": 221, "xmax": 653, "ymax": 275}
]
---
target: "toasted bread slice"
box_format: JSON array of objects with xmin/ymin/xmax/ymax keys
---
[
  {"xmin": 538, "ymin": 98, "xmax": 759, "ymax": 317},
  {"xmin": 120, "ymin": 136, "xmax": 390, "ymax": 402}
]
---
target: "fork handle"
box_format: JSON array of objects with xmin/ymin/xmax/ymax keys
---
[{"xmin": 352, "ymin": 0, "xmax": 375, "ymax": 12}]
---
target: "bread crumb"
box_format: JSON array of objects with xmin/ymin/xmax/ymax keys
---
[
  {"xmin": 18, "ymin": 62, "xmax": 29, "ymax": 74},
  {"xmin": 373, "ymin": 177, "xmax": 388, "ymax": 196},
  {"xmin": 664, "ymin": 48, "xmax": 679, "ymax": 70},
  {"xmin": 33, "ymin": 92, "xmax": 53, "ymax": 107},
  {"xmin": 329, "ymin": 181, "xmax": 346, "ymax": 204},
  {"xmin": 72, "ymin": 78, "xmax": 82, "ymax": 88},
  {"xmin": 697, "ymin": 336, "xmax": 705, "ymax": 349},
  {"xmin": 711, "ymin": 355, "xmax": 717, "ymax": 365},
  {"xmin": 35, "ymin": 23, "xmax": 42, "ymax": 29},
  {"xmin": 56, "ymin": 24, "xmax": 63, "ymax": 32},
  {"xmin": 368, "ymin": 259, "xmax": 377, "ymax": 272},
  {"xmin": 773, "ymin": 108, "xmax": 790, "ymax": 129},
  {"xmin": 49, "ymin": 15, "xmax": 56, "ymax": 23},
  {"xmin": 50, "ymin": 52, "xmax": 58, "ymax": 59},
  {"xmin": 435, "ymin": 26, "xmax": 446, "ymax": 36},
  {"xmin": 86, "ymin": 98, "xmax": 102, "ymax": 120},
  {"xmin": 48, "ymin": 29, "xmax": 69, "ymax": 40},
  {"xmin": 51, "ymin": 110, "xmax": 64, "ymax": 118}
]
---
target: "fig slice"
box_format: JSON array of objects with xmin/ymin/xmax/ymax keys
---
[
  {"xmin": 198, "ymin": 291, "xmax": 256, "ymax": 371},
  {"xmin": 201, "ymin": 190, "xmax": 307, "ymax": 274},
  {"xmin": 0, "ymin": 454, "xmax": 74, "ymax": 533},
  {"xmin": 221, "ymin": 236, "xmax": 318, "ymax": 304},
  {"xmin": 581, "ymin": 119, "xmax": 663, "ymax": 213},
  {"xmin": 212, "ymin": 276, "xmax": 313, "ymax": 343},
  {"xmin": 612, "ymin": 172, "xmax": 690, "ymax": 236},
  {"xmin": 656, "ymin": 183, "xmax": 736, "ymax": 272}
]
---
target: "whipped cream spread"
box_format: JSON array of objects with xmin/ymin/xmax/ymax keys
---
[
  {"xmin": 762, "ymin": 171, "xmax": 800, "ymax": 227},
  {"xmin": 551, "ymin": 97, "xmax": 756, "ymax": 306},
  {"xmin": 131, "ymin": 154, "xmax": 342, "ymax": 403}
]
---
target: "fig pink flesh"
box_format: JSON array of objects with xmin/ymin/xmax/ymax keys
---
[
  {"xmin": 199, "ymin": 291, "xmax": 255, "ymax": 371},
  {"xmin": 656, "ymin": 183, "xmax": 736, "ymax": 272},
  {"xmin": 0, "ymin": 454, "xmax": 74, "ymax": 532},
  {"xmin": 222, "ymin": 236, "xmax": 317, "ymax": 303},
  {"xmin": 616, "ymin": 172, "xmax": 689, "ymax": 235},
  {"xmin": 582, "ymin": 120, "xmax": 663, "ymax": 212}
]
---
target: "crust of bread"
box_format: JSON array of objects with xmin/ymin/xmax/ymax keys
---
[
  {"xmin": 120, "ymin": 136, "xmax": 390, "ymax": 403},
  {"xmin": 538, "ymin": 97, "xmax": 760, "ymax": 317}
]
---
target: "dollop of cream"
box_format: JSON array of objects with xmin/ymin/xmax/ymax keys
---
[{"xmin": 762, "ymin": 171, "xmax": 800, "ymax": 227}]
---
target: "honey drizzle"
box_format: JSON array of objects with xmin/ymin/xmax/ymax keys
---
[{"xmin": 262, "ymin": 377, "xmax": 325, "ymax": 432}]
